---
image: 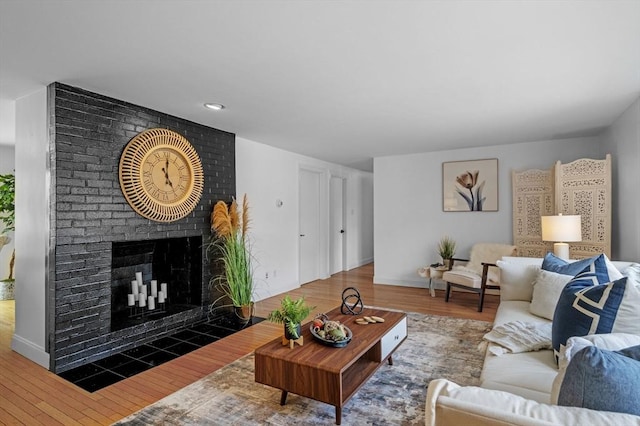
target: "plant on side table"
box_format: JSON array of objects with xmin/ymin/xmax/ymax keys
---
[
  {"xmin": 268, "ymin": 295, "xmax": 315, "ymax": 340},
  {"xmin": 209, "ymin": 194, "xmax": 255, "ymax": 322},
  {"xmin": 0, "ymin": 173, "xmax": 15, "ymax": 300},
  {"xmin": 437, "ymin": 235, "xmax": 456, "ymax": 269}
]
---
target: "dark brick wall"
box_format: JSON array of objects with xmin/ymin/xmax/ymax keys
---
[{"xmin": 49, "ymin": 83, "xmax": 235, "ymax": 372}]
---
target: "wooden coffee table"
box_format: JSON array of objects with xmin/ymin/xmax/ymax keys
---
[{"xmin": 254, "ymin": 306, "xmax": 407, "ymax": 425}]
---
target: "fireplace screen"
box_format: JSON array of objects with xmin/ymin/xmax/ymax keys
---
[{"xmin": 111, "ymin": 236, "xmax": 202, "ymax": 331}]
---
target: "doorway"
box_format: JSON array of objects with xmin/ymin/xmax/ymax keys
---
[
  {"xmin": 298, "ymin": 168, "xmax": 321, "ymax": 285},
  {"xmin": 329, "ymin": 176, "xmax": 345, "ymax": 275}
]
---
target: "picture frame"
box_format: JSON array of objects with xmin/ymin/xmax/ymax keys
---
[{"xmin": 442, "ymin": 158, "xmax": 498, "ymax": 212}]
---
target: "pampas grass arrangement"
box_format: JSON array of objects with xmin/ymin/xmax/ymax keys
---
[{"xmin": 209, "ymin": 194, "xmax": 254, "ymax": 312}]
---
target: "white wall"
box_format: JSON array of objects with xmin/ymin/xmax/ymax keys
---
[
  {"xmin": 601, "ymin": 96, "xmax": 640, "ymax": 261},
  {"xmin": 12, "ymin": 88, "xmax": 49, "ymax": 368},
  {"xmin": 0, "ymin": 145, "xmax": 15, "ymax": 281},
  {"xmin": 373, "ymin": 136, "xmax": 601, "ymax": 288},
  {"xmin": 235, "ymin": 137, "xmax": 374, "ymax": 301}
]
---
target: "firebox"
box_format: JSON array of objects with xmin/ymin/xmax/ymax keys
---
[{"xmin": 111, "ymin": 236, "xmax": 203, "ymax": 331}]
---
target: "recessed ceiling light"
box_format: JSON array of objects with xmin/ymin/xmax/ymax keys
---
[{"xmin": 204, "ymin": 103, "xmax": 225, "ymax": 111}]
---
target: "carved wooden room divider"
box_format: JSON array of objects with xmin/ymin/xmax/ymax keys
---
[{"xmin": 512, "ymin": 154, "xmax": 611, "ymax": 259}]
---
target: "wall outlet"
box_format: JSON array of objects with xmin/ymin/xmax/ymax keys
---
[{"xmin": 265, "ymin": 272, "xmax": 269, "ymax": 279}]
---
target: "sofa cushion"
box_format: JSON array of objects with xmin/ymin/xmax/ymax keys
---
[
  {"xmin": 496, "ymin": 260, "xmax": 540, "ymax": 301},
  {"xmin": 551, "ymin": 255, "xmax": 638, "ymax": 358},
  {"xmin": 427, "ymin": 379, "xmax": 640, "ymax": 426},
  {"xmin": 551, "ymin": 333, "xmax": 640, "ymax": 404},
  {"xmin": 529, "ymin": 269, "xmax": 573, "ymax": 320},
  {"xmin": 481, "ymin": 301, "xmax": 556, "ymax": 403},
  {"xmin": 558, "ymin": 345, "xmax": 640, "ymax": 416}
]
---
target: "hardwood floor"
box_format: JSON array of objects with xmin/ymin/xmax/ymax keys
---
[{"xmin": 0, "ymin": 263, "xmax": 497, "ymax": 425}]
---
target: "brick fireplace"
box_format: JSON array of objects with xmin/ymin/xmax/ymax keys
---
[{"xmin": 49, "ymin": 83, "xmax": 235, "ymax": 373}]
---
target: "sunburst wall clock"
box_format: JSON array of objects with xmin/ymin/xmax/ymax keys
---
[{"xmin": 119, "ymin": 128, "xmax": 204, "ymax": 222}]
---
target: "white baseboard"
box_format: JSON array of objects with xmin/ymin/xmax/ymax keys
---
[
  {"xmin": 347, "ymin": 256, "xmax": 374, "ymax": 271},
  {"xmin": 373, "ymin": 275, "xmax": 446, "ymax": 290},
  {"xmin": 11, "ymin": 334, "xmax": 50, "ymax": 369}
]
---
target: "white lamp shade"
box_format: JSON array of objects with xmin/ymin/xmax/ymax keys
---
[{"xmin": 541, "ymin": 215, "xmax": 582, "ymax": 242}]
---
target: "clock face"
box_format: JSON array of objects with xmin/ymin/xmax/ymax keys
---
[
  {"xmin": 119, "ymin": 128, "xmax": 204, "ymax": 222},
  {"xmin": 142, "ymin": 147, "xmax": 193, "ymax": 204}
]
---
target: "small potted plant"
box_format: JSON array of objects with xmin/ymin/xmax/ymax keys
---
[
  {"xmin": 437, "ymin": 235, "xmax": 456, "ymax": 268},
  {"xmin": 0, "ymin": 173, "xmax": 15, "ymax": 300},
  {"xmin": 268, "ymin": 295, "xmax": 315, "ymax": 340}
]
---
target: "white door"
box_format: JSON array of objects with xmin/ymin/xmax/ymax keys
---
[
  {"xmin": 329, "ymin": 176, "xmax": 345, "ymax": 275},
  {"xmin": 299, "ymin": 169, "xmax": 321, "ymax": 285}
]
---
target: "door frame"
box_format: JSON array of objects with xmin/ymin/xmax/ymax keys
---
[
  {"xmin": 298, "ymin": 165, "xmax": 329, "ymax": 284},
  {"xmin": 329, "ymin": 174, "xmax": 347, "ymax": 275}
]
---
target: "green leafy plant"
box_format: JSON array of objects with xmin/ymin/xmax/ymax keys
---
[
  {"xmin": 0, "ymin": 173, "xmax": 15, "ymax": 281},
  {"xmin": 267, "ymin": 295, "xmax": 315, "ymax": 339},
  {"xmin": 0, "ymin": 173, "xmax": 15, "ymax": 233},
  {"xmin": 208, "ymin": 195, "xmax": 254, "ymax": 310},
  {"xmin": 437, "ymin": 235, "xmax": 456, "ymax": 260}
]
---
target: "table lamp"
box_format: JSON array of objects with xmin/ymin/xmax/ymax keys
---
[{"xmin": 541, "ymin": 214, "xmax": 582, "ymax": 260}]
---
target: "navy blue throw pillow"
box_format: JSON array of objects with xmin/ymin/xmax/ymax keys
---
[
  {"xmin": 551, "ymin": 255, "xmax": 628, "ymax": 359},
  {"xmin": 541, "ymin": 252, "xmax": 598, "ymax": 276},
  {"xmin": 558, "ymin": 345, "xmax": 640, "ymax": 416}
]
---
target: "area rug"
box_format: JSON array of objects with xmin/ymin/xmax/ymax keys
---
[{"xmin": 114, "ymin": 312, "xmax": 492, "ymax": 425}]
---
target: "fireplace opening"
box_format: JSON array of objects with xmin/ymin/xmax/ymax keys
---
[{"xmin": 111, "ymin": 236, "xmax": 203, "ymax": 331}]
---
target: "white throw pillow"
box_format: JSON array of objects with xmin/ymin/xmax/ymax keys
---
[
  {"xmin": 529, "ymin": 269, "xmax": 573, "ymax": 320},
  {"xmin": 550, "ymin": 333, "xmax": 640, "ymax": 404},
  {"xmin": 496, "ymin": 260, "xmax": 539, "ymax": 302},
  {"xmin": 625, "ymin": 263, "xmax": 640, "ymax": 287}
]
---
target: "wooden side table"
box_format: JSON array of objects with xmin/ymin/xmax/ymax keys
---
[{"xmin": 418, "ymin": 266, "xmax": 448, "ymax": 297}]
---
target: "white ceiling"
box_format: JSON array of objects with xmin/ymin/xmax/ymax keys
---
[{"xmin": 1, "ymin": 1, "xmax": 639, "ymax": 171}]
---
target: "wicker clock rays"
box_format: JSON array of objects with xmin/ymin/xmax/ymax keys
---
[{"xmin": 119, "ymin": 128, "xmax": 204, "ymax": 222}]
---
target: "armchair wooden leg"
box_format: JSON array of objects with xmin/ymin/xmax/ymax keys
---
[
  {"xmin": 478, "ymin": 288, "xmax": 485, "ymax": 312},
  {"xmin": 445, "ymin": 282, "xmax": 451, "ymax": 302}
]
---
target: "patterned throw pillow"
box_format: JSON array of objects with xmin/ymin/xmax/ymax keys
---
[{"xmin": 551, "ymin": 254, "xmax": 640, "ymax": 360}]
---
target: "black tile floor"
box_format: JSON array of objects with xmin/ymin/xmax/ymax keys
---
[{"xmin": 57, "ymin": 314, "xmax": 265, "ymax": 392}]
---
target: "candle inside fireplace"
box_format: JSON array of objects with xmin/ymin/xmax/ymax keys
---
[
  {"xmin": 139, "ymin": 295, "xmax": 146, "ymax": 307},
  {"xmin": 131, "ymin": 280, "xmax": 138, "ymax": 295},
  {"xmin": 127, "ymin": 294, "xmax": 135, "ymax": 306},
  {"xmin": 151, "ymin": 280, "xmax": 158, "ymax": 297},
  {"xmin": 161, "ymin": 282, "xmax": 168, "ymax": 297},
  {"xmin": 135, "ymin": 271, "xmax": 143, "ymax": 287},
  {"xmin": 158, "ymin": 291, "xmax": 165, "ymax": 303},
  {"xmin": 148, "ymin": 296, "xmax": 155, "ymax": 310}
]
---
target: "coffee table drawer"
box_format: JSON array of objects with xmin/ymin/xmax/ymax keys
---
[{"xmin": 380, "ymin": 316, "xmax": 407, "ymax": 360}]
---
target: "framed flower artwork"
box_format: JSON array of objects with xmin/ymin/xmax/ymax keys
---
[{"xmin": 442, "ymin": 158, "xmax": 498, "ymax": 212}]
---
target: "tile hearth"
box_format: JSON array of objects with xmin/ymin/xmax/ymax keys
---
[{"xmin": 58, "ymin": 314, "xmax": 264, "ymax": 392}]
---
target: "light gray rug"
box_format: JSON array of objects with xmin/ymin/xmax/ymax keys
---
[{"xmin": 114, "ymin": 313, "xmax": 491, "ymax": 425}]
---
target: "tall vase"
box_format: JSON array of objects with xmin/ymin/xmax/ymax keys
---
[{"xmin": 234, "ymin": 302, "xmax": 254, "ymax": 323}]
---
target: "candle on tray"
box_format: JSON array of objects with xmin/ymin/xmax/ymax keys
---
[
  {"xmin": 135, "ymin": 271, "xmax": 143, "ymax": 287},
  {"xmin": 127, "ymin": 294, "xmax": 135, "ymax": 306},
  {"xmin": 148, "ymin": 295, "xmax": 155, "ymax": 310},
  {"xmin": 151, "ymin": 280, "xmax": 158, "ymax": 297},
  {"xmin": 158, "ymin": 291, "xmax": 165, "ymax": 304}
]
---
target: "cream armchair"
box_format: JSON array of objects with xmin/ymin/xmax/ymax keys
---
[{"xmin": 442, "ymin": 243, "xmax": 517, "ymax": 312}]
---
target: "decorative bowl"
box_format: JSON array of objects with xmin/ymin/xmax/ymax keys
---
[{"xmin": 310, "ymin": 323, "xmax": 353, "ymax": 348}]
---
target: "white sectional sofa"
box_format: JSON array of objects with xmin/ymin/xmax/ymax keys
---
[{"xmin": 425, "ymin": 256, "xmax": 640, "ymax": 426}]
